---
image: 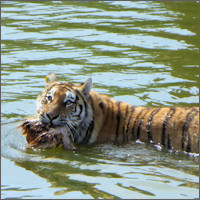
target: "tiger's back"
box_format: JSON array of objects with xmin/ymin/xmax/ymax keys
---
[
  {"xmin": 90, "ymin": 93, "xmax": 199, "ymax": 153},
  {"xmin": 36, "ymin": 73, "xmax": 199, "ymax": 153}
]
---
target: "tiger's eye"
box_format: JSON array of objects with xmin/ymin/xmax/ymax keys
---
[
  {"xmin": 65, "ymin": 100, "xmax": 73, "ymax": 107},
  {"xmin": 46, "ymin": 95, "xmax": 52, "ymax": 101}
]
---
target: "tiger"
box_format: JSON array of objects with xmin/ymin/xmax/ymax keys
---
[{"xmin": 36, "ymin": 72, "xmax": 199, "ymax": 153}]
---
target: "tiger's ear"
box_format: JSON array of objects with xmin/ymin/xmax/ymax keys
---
[
  {"xmin": 45, "ymin": 72, "xmax": 58, "ymax": 87},
  {"xmin": 80, "ymin": 78, "xmax": 92, "ymax": 96}
]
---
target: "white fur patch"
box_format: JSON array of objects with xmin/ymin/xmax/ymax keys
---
[{"xmin": 64, "ymin": 91, "xmax": 75, "ymax": 103}]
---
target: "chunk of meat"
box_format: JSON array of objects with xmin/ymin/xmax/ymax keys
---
[{"xmin": 18, "ymin": 118, "xmax": 76, "ymax": 150}]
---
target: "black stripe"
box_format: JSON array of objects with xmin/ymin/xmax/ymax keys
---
[
  {"xmin": 77, "ymin": 90, "xmax": 88, "ymax": 118},
  {"xmin": 146, "ymin": 108, "xmax": 160, "ymax": 142},
  {"xmin": 167, "ymin": 134, "xmax": 171, "ymax": 149},
  {"xmin": 82, "ymin": 120, "xmax": 94, "ymax": 144},
  {"xmin": 78, "ymin": 105, "xmax": 83, "ymax": 117},
  {"xmin": 75, "ymin": 95, "xmax": 79, "ymax": 101},
  {"xmin": 122, "ymin": 104, "xmax": 129, "ymax": 142},
  {"xmin": 131, "ymin": 108, "xmax": 146, "ymax": 141},
  {"xmin": 90, "ymin": 96, "xmax": 95, "ymax": 122},
  {"xmin": 115, "ymin": 102, "xmax": 121, "ymax": 143},
  {"xmin": 186, "ymin": 135, "xmax": 191, "ymax": 153},
  {"xmin": 136, "ymin": 108, "xmax": 149, "ymax": 139},
  {"xmin": 99, "ymin": 102, "xmax": 104, "ymax": 110},
  {"xmin": 100, "ymin": 99, "xmax": 110, "ymax": 130},
  {"xmin": 182, "ymin": 108, "xmax": 198, "ymax": 151},
  {"xmin": 125, "ymin": 105, "xmax": 136, "ymax": 141},
  {"xmin": 161, "ymin": 107, "xmax": 176, "ymax": 147},
  {"xmin": 99, "ymin": 100, "xmax": 105, "ymax": 116}
]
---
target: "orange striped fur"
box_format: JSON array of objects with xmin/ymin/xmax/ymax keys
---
[{"xmin": 36, "ymin": 73, "xmax": 199, "ymax": 153}]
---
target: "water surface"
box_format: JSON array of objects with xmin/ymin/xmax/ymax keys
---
[{"xmin": 1, "ymin": 1, "xmax": 199, "ymax": 199}]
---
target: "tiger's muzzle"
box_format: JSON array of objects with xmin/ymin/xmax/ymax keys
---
[{"xmin": 40, "ymin": 112, "xmax": 61, "ymax": 125}]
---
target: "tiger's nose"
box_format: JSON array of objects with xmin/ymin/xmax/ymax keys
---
[{"xmin": 46, "ymin": 112, "xmax": 59, "ymax": 120}]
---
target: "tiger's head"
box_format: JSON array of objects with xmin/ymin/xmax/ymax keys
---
[{"xmin": 37, "ymin": 73, "xmax": 93, "ymax": 137}]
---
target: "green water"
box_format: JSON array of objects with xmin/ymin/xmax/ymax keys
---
[{"xmin": 1, "ymin": 1, "xmax": 199, "ymax": 199}]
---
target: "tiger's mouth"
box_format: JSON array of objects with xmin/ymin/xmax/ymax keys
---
[
  {"xmin": 50, "ymin": 120, "xmax": 69, "ymax": 126},
  {"xmin": 39, "ymin": 117, "xmax": 78, "ymax": 142}
]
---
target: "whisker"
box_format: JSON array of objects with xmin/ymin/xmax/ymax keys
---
[
  {"xmin": 68, "ymin": 121, "xmax": 79, "ymax": 137},
  {"xmin": 64, "ymin": 124, "xmax": 75, "ymax": 142}
]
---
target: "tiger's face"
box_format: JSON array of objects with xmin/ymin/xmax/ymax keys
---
[
  {"xmin": 37, "ymin": 73, "xmax": 92, "ymax": 128},
  {"xmin": 37, "ymin": 84, "xmax": 78, "ymax": 125}
]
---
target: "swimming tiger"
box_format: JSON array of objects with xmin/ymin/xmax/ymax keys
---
[{"xmin": 36, "ymin": 72, "xmax": 199, "ymax": 153}]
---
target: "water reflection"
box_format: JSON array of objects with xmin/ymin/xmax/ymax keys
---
[{"xmin": 11, "ymin": 143, "xmax": 199, "ymax": 199}]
